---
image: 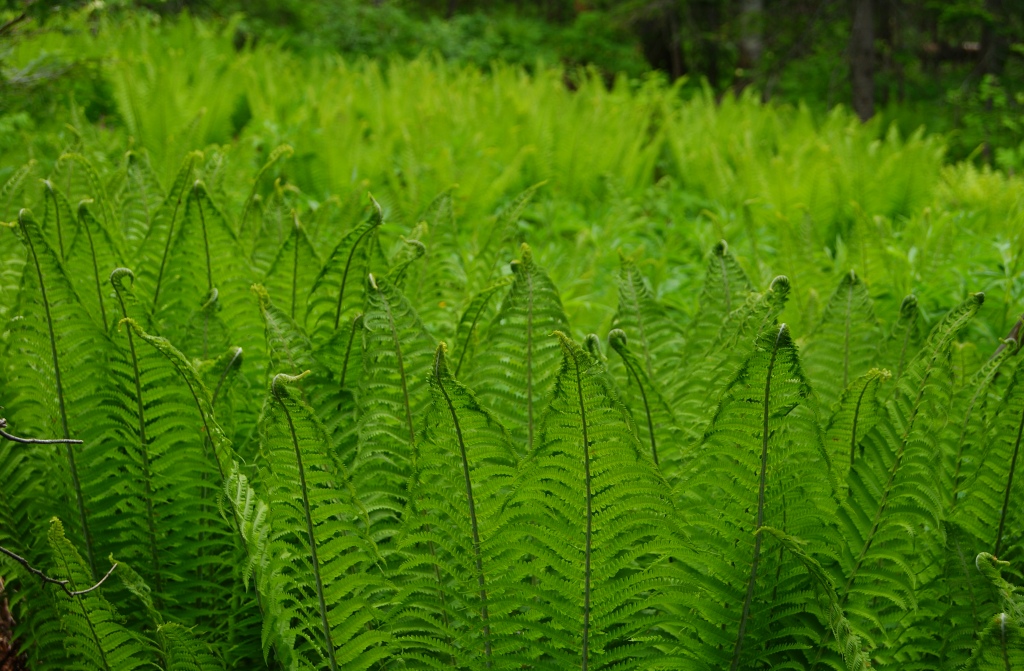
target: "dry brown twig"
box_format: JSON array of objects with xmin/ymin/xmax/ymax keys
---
[{"xmin": 0, "ymin": 546, "xmax": 116, "ymax": 598}]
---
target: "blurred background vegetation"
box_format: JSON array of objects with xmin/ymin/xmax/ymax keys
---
[{"xmin": 1, "ymin": 0, "xmax": 1023, "ymax": 166}]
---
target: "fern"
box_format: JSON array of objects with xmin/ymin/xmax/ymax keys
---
[
  {"xmin": 71, "ymin": 200, "xmax": 125, "ymax": 330},
  {"xmin": 816, "ymin": 292, "xmax": 984, "ymax": 667},
  {"xmin": 305, "ymin": 195, "xmax": 383, "ymax": 343},
  {"xmin": 255, "ymin": 372, "xmax": 390, "ymax": 670},
  {"xmin": 607, "ymin": 328, "xmax": 686, "ymax": 472},
  {"xmin": 47, "ymin": 519, "xmax": 154, "ymax": 670},
  {"xmin": 964, "ymin": 554, "xmax": 1024, "ymax": 670},
  {"xmin": 802, "ymin": 271, "xmax": 879, "ymax": 409},
  {"xmin": 5, "ymin": 209, "xmax": 114, "ymax": 575},
  {"xmin": 471, "ymin": 244, "xmax": 570, "ymax": 453},
  {"xmin": 500, "ymin": 332, "xmax": 677, "ymax": 670},
  {"xmin": 351, "ymin": 271, "xmax": 436, "ymax": 544},
  {"xmin": 390, "ymin": 343, "xmax": 518, "ymax": 668},
  {"xmin": 678, "ymin": 323, "xmax": 837, "ymax": 670}
]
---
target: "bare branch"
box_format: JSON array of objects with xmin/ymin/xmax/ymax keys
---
[
  {"xmin": 0, "ymin": 418, "xmax": 83, "ymax": 445},
  {"xmin": 0, "ymin": 546, "xmax": 116, "ymax": 597}
]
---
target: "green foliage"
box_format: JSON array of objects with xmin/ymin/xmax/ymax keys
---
[{"xmin": 4, "ymin": 16, "xmax": 1024, "ymax": 671}]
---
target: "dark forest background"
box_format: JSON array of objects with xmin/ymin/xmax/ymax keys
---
[{"xmin": 2, "ymin": 0, "xmax": 1024, "ymax": 164}]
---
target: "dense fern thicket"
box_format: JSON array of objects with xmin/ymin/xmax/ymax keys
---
[{"xmin": 1, "ymin": 15, "xmax": 1024, "ymax": 671}]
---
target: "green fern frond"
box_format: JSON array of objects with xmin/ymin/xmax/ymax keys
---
[
  {"xmin": 258, "ymin": 212, "xmax": 322, "ymax": 322},
  {"xmin": 500, "ymin": 331, "xmax": 676, "ymax": 670},
  {"xmin": 107, "ymin": 280, "xmax": 241, "ymax": 652},
  {"xmin": 47, "ymin": 518, "xmax": 155, "ymax": 670},
  {"xmin": 256, "ymin": 373, "xmax": 390, "ymax": 671},
  {"xmin": 134, "ymin": 151, "xmax": 202, "ymax": 314},
  {"xmin": 57, "ymin": 154, "xmax": 116, "ymax": 232},
  {"xmin": 6, "ymin": 209, "xmax": 116, "ymax": 575},
  {"xmin": 674, "ymin": 274, "xmax": 791, "ymax": 429},
  {"xmin": 117, "ymin": 150, "xmax": 164, "ymax": 247},
  {"xmin": 71, "ymin": 200, "xmax": 125, "ymax": 330},
  {"xmin": 689, "ymin": 240, "xmax": 752, "ymax": 353},
  {"xmin": 802, "ymin": 271, "xmax": 879, "ymax": 408},
  {"xmin": 880, "ymin": 294, "xmax": 924, "ymax": 389},
  {"xmin": 759, "ymin": 527, "xmax": 869, "ymax": 671},
  {"xmin": 239, "ymin": 144, "xmax": 294, "ymax": 242},
  {"xmin": 821, "ymin": 292, "xmax": 984, "ymax": 665},
  {"xmin": 824, "ymin": 368, "xmax": 890, "ymax": 482},
  {"xmin": 352, "ymin": 272, "xmax": 436, "ymax": 544},
  {"xmin": 679, "ymin": 323, "xmax": 835, "ymax": 670},
  {"xmin": 607, "ymin": 328, "xmax": 688, "ymax": 473},
  {"xmin": 964, "ymin": 554, "xmax": 1024, "ymax": 670},
  {"xmin": 452, "ymin": 276, "xmax": 513, "ymax": 378},
  {"xmin": 306, "ymin": 195, "xmax": 383, "ymax": 342},
  {"xmin": 41, "ymin": 179, "xmax": 80, "ymax": 264},
  {"xmin": 471, "ymin": 244, "xmax": 570, "ymax": 454},
  {"xmin": 391, "ymin": 342, "xmax": 518, "ymax": 668}
]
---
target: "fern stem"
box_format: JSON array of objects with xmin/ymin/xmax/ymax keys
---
[
  {"xmin": 77, "ymin": 203, "xmax": 108, "ymax": 328},
  {"xmin": 849, "ymin": 379, "xmax": 872, "ymax": 466},
  {"xmin": 617, "ymin": 349, "xmax": 658, "ymax": 466},
  {"xmin": 151, "ymin": 156, "xmax": 195, "ymax": 309},
  {"xmin": 43, "ymin": 182, "xmax": 66, "ymax": 262},
  {"xmin": 290, "ymin": 212, "xmax": 300, "ymax": 321},
  {"xmin": 194, "ymin": 183, "xmax": 214, "ymax": 295},
  {"xmin": 567, "ymin": 340, "xmax": 594, "ymax": 671},
  {"xmin": 730, "ymin": 323, "xmax": 786, "ymax": 671},
  {"xmin": 339, "ymin": 313, "xmax": 363, "ymax": 389},
  {"xmin": 113, "ymin": 289, "xmax": 165, "ymax": 602},
  {"xmin": 434, "ymin": 348, "xmax": 492, "ymax": 664},
  {"xmin": 21, "ymin": 211, "xmax": 96, "ymax": 576},
  {"xmin": 272, "ymin": 378, "xmax": 338, "ymax": 671},
  {"xmin": 332, "ymin": 221, "xmax": 378, "ymax": 331},
  {"xmin": 993, "ymin": 396, "xmax": 1024, "ymax": 557}
]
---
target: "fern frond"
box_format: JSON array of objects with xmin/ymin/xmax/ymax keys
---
[
  {"xmin": 306, "ymin": 195, "xmax": 383, "ymax": 342},
  {"xmin": 391, "ymin": 343, "xmax": 518, "ymax": 668},
  {"xmin": 258, "ymin": 212, "xmax": 322, "ymax": 322},
  {"xmin": 117, "ymin": 150, "xmax": 164, "ymax": 247},
  {"xmin": 607, "ymin": 328, "xmax": 688, "ymax": 473},
  {"xmin": 823, "ymin": 368, "xmax": 890, "ymax": 482},
  {"xmin": 352, "ymin": 272, "xmax": 436, "ymax": 545},
  {"xmin": 611, "ymin": 253, "xmax": 686, "ymax": 380},
  {"xmin": 70, "ymin": 200, "xmax": 125, "ymax": 330},
  {"xmin": 802, "ymin": 270, "xmax": 879, "ymax": 408},
  {"xmin": 688, "ymin": 240, "xmax": 752, "ymax": 354},
  {"xmin": 500, "ymin": 331, "xmax": 676, "ymax": 670},
  {"xmin": 679, "ymin": 323, "xmax": 836, "ymax": 670},
  {"xmin": 256, "ymin": 373, "xmax": 390, "ymax": 670},
  {"xmin": 964, "ymin": 554, "xmax": 1024, "ymax": 670},
  {"xmin": 819, "ymin": 292, "xmax": 985, "ymax": 666},
  {"xmin": 47, "ymin": 518, "xmax": 155, "ymax": 670},
  {"xmin": 471, "ymin": 244, "xmax": 570, "ymax": 454},
  {"xmin": 675, "ymin": 274, "xmax": 791, "ymax": 429},
  {"xmin": 759, "ymin": 527, "xmax": 870, "ymax": 671},
  {"xmin": 134, "ymin": 151, "xmax": 202, "ymax": 315},
  {"xmin": 880, "ymin": 294, "xmax": 924, "ymax": 389},
  {"xmin": 6, "ymin": 209, "xmax": 116, "ymax": 574},
  {"xmin": 452, "ymin": 276, "xmax": 513, "ymax": 378}
]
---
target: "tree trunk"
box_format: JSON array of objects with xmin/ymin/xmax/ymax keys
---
[
  {"xmin": 738, "ymin": 0, "xmax": 764, "ymax": 69},
  {"xmin": 849, "ymin": 0, "xmax": 874, "ymax": 121},
  {"xmin": 979, "ymin": 0, "xmax": 1009, "ymax": 77}
]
